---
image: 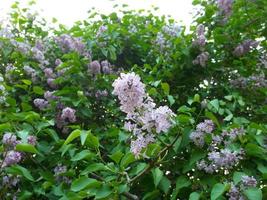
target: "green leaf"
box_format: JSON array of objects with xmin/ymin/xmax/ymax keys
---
[
  {"xmin": 159, "ymin": 176, "xmax": 171, "ymax": 194},
  {"xmin": 21, "ymin": 79, "xmax": 32, "ymax": 85},
  {"xmin": 85, "ymin": 130, "xmax": 99, "ymax": 148},
  {"xmin": 95, "ymin": 185, "xmax": 112, "ymax": 199},
  {"xmin": 6, "ymin": 165, "xmax": 34, "ymax": 181},
  {"xmin": 16, "ymin": 143, "xmax": 39, "ymax": 154},
  {"xmin": 205, "ymin": 111, "xmax": 220, "ymax": 127},
  {"xmin": 210, "ymin": 183, "xmax": 227, "ymax": 200},
  {"xmin": 189, "ymin": 192, "xmax": 200, "ymax": 200},
  {"xmin": 71, "ymin": 150, "xmax": 93, "ymax": 161},
  {"xmin": 109, "ymin": 151, "xmax": 124, "ymax": 164},
  {"xmin": 71, "ymin": 177, "xmax": 99, "ymax": 192},
  {"xmin": 81, "ymin": 163, "xmax": 107, "ymax": 175},
  {"xmin": 120, "ymin": 153, "xmax": 135, "ymax": 168},
  {"xmin": 171, "ymin": 176, "xmax": 191, "ymax": 199},
  {"xmin": 243, "ymin": 188, "xmax": 262, "ymax": 200},
  {"xmin": 33, "ymin": 86, "xmax": 44, "ymax": 95},
  {"xmin": 168, "ymin": 95, "xmax": 175, "ymax": 106},
  {"xmin": 209, "ymin": 99, "xmax": 219, "ymax": 111},
  {"xmin": 152, "ymin": 167, "xmax": 163, "ymax": 188},
  {"xmin": 80, "ymin": 130, "xmax": 88, "ymax": 146},
  {"xmin": 161, "ymin": 82, "xmax": 170, "ymax": 95},
  {"xmin": 64, "ymin": 129, "xmax": 81, "ymax": 145}
]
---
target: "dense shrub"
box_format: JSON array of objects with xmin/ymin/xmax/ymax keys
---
[{"xmin": 0, "ymin": 0, "xmax": 266, "ymax": 199}]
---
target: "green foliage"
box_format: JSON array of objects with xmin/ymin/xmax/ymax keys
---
[{"xmin": 0, "ymin": 0, "xmax": 266, "ymax": 199}]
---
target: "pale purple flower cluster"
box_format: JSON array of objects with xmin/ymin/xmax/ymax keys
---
[
  {"xmin": 221, "ymin": 127, "xmax": 245, "ymax": 141},
  {"xmin": 95, "ymin": 90, "xmax": 108, "ymax": 99},
  {"xmin": 88, "ymin": 60, "xmax": 113, "ymax": 75},
  {"xmin": 33, "ymin": 98, "xmax": 49, "ymax": 110},
  {"xmin": 23, "ymin": 66, "xmax": 38, "ymax": 82},
  {"xmin": 2, "ymin": 133, "xmax": 18, "ymax": 148},
  {"xmin": 54, "ymin": 164, "xmax": 71, "ymax": 184},
  {"xmin": 227, "ymin": 183, "xmax": 245, "ymax": 200},
  {"xmin": 197, "ymin": 148, "xmax": 244, "ymax": 173},
  {"xmin": 112, "ymin": 72, "xmax": 146, "ymax": 114},
  {"xmin": 0, "ymin": 74, "xmax": 7, "ymax": 103},
  {"xmin": 55, "ymin": 58, "xmax": 62, "ymax": 66},
  {"xmin": 113, "ymin": 72, "xmax": 175, "ymax": 157},
  {"xmin": 31, "ymin": 47, "xmax": 45, "ymax": 63},
  {"xmin": 88, "ymin": 60, "xmax": 101, "ymax": 75},
  {"xmin": 101, "ymin": 60, "xmax": 112, "ymax": 74},
  {"xmin": 190, "ymin": 120, "xmax": 215, "ymax": 147},
  {"xmin": 11, "ymin": 41, "xmax": 31, "ymax": 55},
  {"xmin": 96, "ymin": 25, "xmax": 108, "ymax": 37},
  {"xmin": 193, "ymin": 24, "xmax": 206, "ymax": 48},
  {"xmin": 61, "ymin": 107, "xmax": 76, "ymax": 123},
  {"xmin": 226, "ymin": 176, "xmax": 258, "ymax": 200},
  {"xmin": 27, "ymin": 135, "xmax": 37, "ymax": 146},
  {"xmin": 230, "ymin": 73, "xmax": 267, "ymax": 89},
  {"xmin": 56, "ymin": 107, "xmax": 77, "ymax": 131},
  {"xmin": 43, "ymin": 68, "xmax": 56, "ymax": 78},
  {"xmin": 47, "ymin": 78, "xmax": 57, "ymax": 89},
  {"xmin": 217, "ymin": 0, "xmax": 234, "ymax": 19},
  {"xmin": 130, "ymin": 134, "xmax": 155, "ymax": 156},
  {"xmin": 233, "ymin": 39, "xmax": 259, "ymax": 57},
  {"xmin": 193, "ymin": 51, "xmax": 209, "ymax": 67},
  {"xmin": 154, "ymin": 32, "xmax": 171, "ymax": 52},
  {"xmin": 241, "ymin": 175, "xmax": 257, "ymax": 187},
  {"xmin": 44, "ymin": 91, "xmax": 58, "ymax": 101},
  {"xmin": 2, "ymin": 175, "xmax": 20, "ymax": 188},
  {"xmin": 55, "ymin": 34, "xmax": 85, "ymax": 54},
  {"xmin": 162, "ymin": 24, "xmax": 181, "ymax": 37},
  {"xmin": 3, "ymin": 150, "xmax": 22, "ymax": 167}
]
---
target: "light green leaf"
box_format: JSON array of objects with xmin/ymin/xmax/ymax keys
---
[
  {"xmin": 210, "ymin": 183, "xmax": 227, "ymax": 200},
  {"xmin": 64, "ymin": 129, "xmax": 81, "ymax": 145},
  {"xmin": 152, "ymin": 167, "xmax": 163, "ymax": 188},
  {"xmin": 189, "ymin": 192, "xmax": 200, "ymax": 200},
  {"xmin": 71, "ymin": 177, "xmax": 99, "ymax": 192},
  {"xmin": 16, "ymin": 143, "xmax": 39, "ymax": 154},
  {"xmin": 243, "ymin": 188, "xmax": 262, "ymax": 200}
]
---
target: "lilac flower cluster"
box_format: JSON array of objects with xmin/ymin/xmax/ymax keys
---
[
  {"xmin": 192, "ymin": 24, "xmax": 209, "ymax": 67},
  {"xmin": 233, "ymin": 39, "xmax": 259, "ymax": 57},
  {"xmin": 95, "ymin": 90, "xmax": 108, "ymax": 99},
  {"xmin": 55, "ymin": 34, "xmax": 85, "ymax": 54},
  {"xmin": 33, "ymin": 98, "xmax": 49, "ymax": 110},
  {"xmin": 227, "ymin": 176, "xmax": 257, "ymax": 200},
  {"xmin": 96, "ymin": 25, "xmax": 108, "ymax": 38},
  {"xmin": 54, "ymin": 164, "xmax": 71, "ymax": 184},
  {"xmin": 0, "ymin": 74, "xmax": 7, "ymax": 103},
  {"xmin": 23, "ymin": 66, "xmax": 38, "ymax": 82},
  {"xmin": 44, "ymin": 90, "xmax": 58, "ymax": 101},
  {"xmin": 154, "ymin": 32, "xmax": 171, "ymax": 52},
  {"xmin": 61, "ymin": 107, "xmax": 77, "ymax": 123},
  {"xmin": 193, "ymin": 51, "xmax": 209, "ymax": 67},
  {"xmin": 217, "ymin": 0, "xmax": 234, "ymax": 19},
  {"xmin": 230, "ymin": 73, "xmax": 267, "ymax": 89},
  {"xmin": 241, "ymin": 175, "xmax": 257, "ymax": 187},
  {"xmin": 227, "ymin": 183, "xmax": 245, "ymax": 200},
  {"xmin": 197, "ymin": 148, "xmax": 244, "ymax": 173},
  {"xmin": 1, "ymin": 133, "xmax": 37, "ymax": 167},
  {"xmin": 2, "ymin": 175, "xmax": 20, "ymax": 188},
  {"xmin": 112, "ymin": 72, "xmax": 175, "ymax": 157},
  {"xmin": 162, "ymin": 24, "xmax": 181, "ymax": 37},
  {"xmin": 193, "ymin": 24, "xmax": 206, "ymax": 49},
  {"xmin": 56, "ymin": 107, "xmax": 77, "ymax": 133},
  {"xmin": 88, "ymin": 60, "xmax": 113, "ymax": 75},
  {"xmin": 190, "ymin": 120, "xmax": 215, "ymax": 147}
]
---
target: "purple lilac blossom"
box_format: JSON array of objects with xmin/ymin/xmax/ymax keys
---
[
  {"xmin": 241, "ymin": 175, "xmax": 257, "ymax": 187},
  {"xmin": 44, "ymin": 91, "xmax": 58, "ymax": 100},
  {"xmin": 33, "ymin": 98, "xmax": 49, "ymax": 110},
  {"xmin": 2, "ymin": 133, "xmax": 17, "ymax": 147},
  {"xmin": 27, "ymin": 135, "xmax": 37, "ymax": 146},
  {"xmin": 3, "ymin": 151, "xmax": 22, "ymax": 167},
  {"xmin": 88, "ymin": 60, "xmax": 101, "ymax": 75},
  {"xmin": 193, "ymin": 52, "xmax": 209, "ymax": 67},
  {"xmin": 112, "ymin": 72, "xmax": 146, "ymax": 114},
  {"xmin": 61, "ymin": 107, "xmax": 76, "ymax": 123}
]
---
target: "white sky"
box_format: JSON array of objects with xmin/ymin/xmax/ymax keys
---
[{"xmin": 0, "ymin": 0, "xmax": 194, "ymax": 27}]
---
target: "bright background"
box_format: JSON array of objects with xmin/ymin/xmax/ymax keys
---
[{"xmin": 0, "ymin": 0, "xmax": 194, "ymax": 27}]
